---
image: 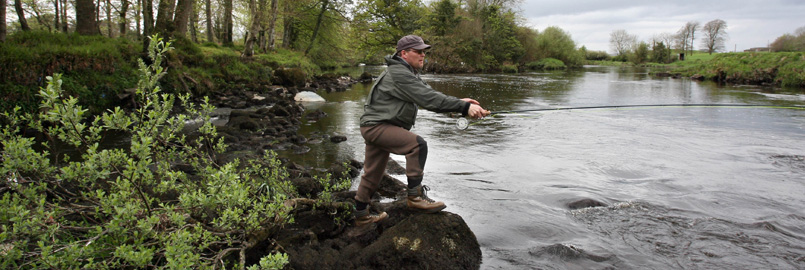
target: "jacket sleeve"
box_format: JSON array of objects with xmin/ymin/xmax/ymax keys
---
[{"xmin": 387, "ymin": 65, "xmax": 470, "ymax": 114}]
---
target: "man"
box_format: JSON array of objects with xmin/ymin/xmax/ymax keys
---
[{"xmin": 354, "ymin": 35, "xmax": 489, "ymax": 226}]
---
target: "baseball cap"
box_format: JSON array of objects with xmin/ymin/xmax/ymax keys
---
[{"xmin": 396, "ymin": 35, "xmax": 431, "ymax": 52}]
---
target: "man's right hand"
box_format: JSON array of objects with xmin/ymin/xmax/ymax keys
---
[{"xmin": 468, "ymin": 104, "xmax": 490, "ymax": 119}]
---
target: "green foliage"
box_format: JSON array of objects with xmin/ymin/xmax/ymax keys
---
[
  {"xmin": 525, "ymin": 58, "xmax": 567, "ymax": 70},
  {"xmin": 256, "ymin": 48, "xmax": 320, "ymax": 76},
  {"xmin": 630, "ymin": 42, "xmax": 649, "ymax": 64},
  {"xmin": 533, "ymin": 26, "xmax": 584, "ymax": 67},
  {"xmin": 585, "ymin": 50, "xmax": 611, "ymax": 61},
  {"xmin": 0, "ymin": 35, "xmax": 292, "ymax": 269},
  {"xmin": 651, "ymin": 41, "xmax": 672, "ymax": 64},
  {"xmin": 673, "ymin": 52, "xmax": 805, "ymax": 88},
  {"xmin": 427, "ymin": 0, "xmax": 461, "ymax": 36},
  {"xmin": 0, "ymin": 31, "xmax": 140, "ymax": 114},
  {"xmin": 770, "ymin": 27, "xmax": 805, "ymax": 52},
  {"xmin": 501, "ymin": 64, "xmax": 518, "ymax": 73},
  {"xmin": 480, "ymin": 5, "xmax": 523, "ymax": 67},
  {"xmin": 351, "ymin": 0, "xmax": 426, "ymax": 62}
]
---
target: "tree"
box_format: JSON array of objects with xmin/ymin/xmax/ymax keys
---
[
  {"xmin": 701, "ymin": 19, "xmax": 727, "ymax": 54},
  {"xmin": 75, "ymin": 0, "xmax": 98, "ymax": 35},
  {"xmin": 535, "ymin": 26, "xmax": 583, "ymax": 67},
  {"xmin": 223, "ymin": 0, "xmax": 233, "ymax": 45},
  {"xmin": 243, "ymin": 0, "xmax": 266, "ymax": 56},
  {"xmin": 118, "ymin": 0, "xmax": 130, "ymax": 36},
  {"xmin": 172, "ymin": 0, "xmax": 194, "ymax": 36},
  {"xmin": 304, "ymin": 0, "xmax": 330, "ymax": 55},
  {"xmin": 205, "ymin": 0, "xmax": 214, "ymax": 42},
  {"xmin": 1, "ymin": 0, "xmax": 6, "ymax": 41},
  {"xmin": 14, "ymin": 0, "xmax": 31, "ymax": 31},
  {"xmin": 676, "ymin": 21, "xmax": 700, "ymax": 55},
  {"xmin": 651, "ymin": 41, "xmax": 670, "ymax": 63},
  {"xmin": 630, "ymin": 41, "xmax": 649, "ymax": 64},
  {"xmin": 427, "ymin": 0, "xmax": 460, "ymax": 36},
  {"xmin": 770, "ymin": 26, "xmax": 805, "ymax": 52},
  {"xmin": 652, "ymin": 32, "xmax": 674, "ymax": 61},
  {"xmin": 351, "ymin": 0, "xmax": 426, "ymax": 53},
  {"xmin": 610, "ymin": 29, "xmax": 636, "ymax": 56},
  {"xmin": 480, "ymin": 5, "xmax": 522, "ymax": 66},
  {"xmin": 265, "ymin": 0, "xmax": 279, "ymax": 50}
]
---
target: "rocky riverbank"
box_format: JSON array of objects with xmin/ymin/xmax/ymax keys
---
[{"xmin": 208, "ymin": 73, "xmax": 483, "ymax": 269}]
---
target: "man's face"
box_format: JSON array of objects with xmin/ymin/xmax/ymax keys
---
[{"xmin": 401, "ymin": 49, "xmax": 426, "ymax": 70}]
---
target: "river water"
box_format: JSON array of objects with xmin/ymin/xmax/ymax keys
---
[{"xmin": 290, "ymin": 65, "xmax": 805, "ymax": 269}]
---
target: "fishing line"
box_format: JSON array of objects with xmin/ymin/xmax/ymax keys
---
[{"xmin": 455, "ymin": 103, "xmax": 805, "ymax": 130}]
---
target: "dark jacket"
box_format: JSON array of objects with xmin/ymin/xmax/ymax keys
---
[{"xmin": 360, "ymin": 55, "xmax": 470, "ymax": 130}]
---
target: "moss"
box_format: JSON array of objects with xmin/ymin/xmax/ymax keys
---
[{"xmin": 0, "ymin": 31, "xmax": 140, "ymax": 114}]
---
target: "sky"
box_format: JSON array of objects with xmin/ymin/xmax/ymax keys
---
[{"xmin": 519, "ymin": 0, "xmax": 805, "ymax": 53}]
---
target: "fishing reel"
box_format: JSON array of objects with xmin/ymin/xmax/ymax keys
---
[{"xmin": 456, "ymin": 117, "xmax": 470, "ymax": 130}]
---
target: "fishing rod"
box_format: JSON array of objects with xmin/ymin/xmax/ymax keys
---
[{"xmin": 455, "ymin": 103, "xmax": 805, "ymax": 130}]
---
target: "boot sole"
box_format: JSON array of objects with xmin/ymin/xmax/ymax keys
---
[{"xmin": 410, "ymin": 204, "xmax": 446, "ymax": 214}]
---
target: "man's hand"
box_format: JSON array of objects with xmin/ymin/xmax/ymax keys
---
[
  {"xmin": 461, "ymin": 98, "xmax": 480, "ymax": 105},
  {"xmin": 468, "ymin": 104, "xmax": 490, "ymax": 119}
]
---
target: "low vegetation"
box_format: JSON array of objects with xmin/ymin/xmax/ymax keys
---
[
  {"xmin": 672, "ymin": 52, "xmax": 805, "ymax": 88},
  {"xmin": 0, "ymin": 36, "xmax": 348, "ymax": 269}
]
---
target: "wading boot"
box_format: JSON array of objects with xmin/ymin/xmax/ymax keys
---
[
  {"xmin": 407, "ymin": 185, "xmax": 446, "ymax": 213},
  {"xmin": 353, "ymin": 208, "xmax": 388, "ymax": 227}
]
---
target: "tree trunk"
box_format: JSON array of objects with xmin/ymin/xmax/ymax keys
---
[
  {"xmin": 61, "ymin": 0, "xmax": 68, "ymax": 32},
  {"xmin": 281, "ymin": 3, "xmax": 294, "ymax": 49},
  {"xmin": 173, "ymin": 0, "xmax": 193, "ymax": 36},
  {"xmin": 1, "ymin": 0, "xmax": 6, "ymax": 42},
  {"xmin": 106, "ymin": 0, "xmax": 113, "ymax": 37},
  {"xmin": 119, "ymin": 0, "xmax": 129, "ymax": 36},
  {"xmin": 304, "ymin": 0, "xmax": 328, "ymax": 55},
  {"xmin": 205, "ymin": 0, "xmax": 213, "ymax": 42},
  {"xmin": 96, "ymin": 0, "xmax": 101, "ymax": 33},
  {"xmin": 14, "ymin": 0, "xmax": 31, "ymax": 31},
  {"xmin": 75, "ymin": 0, "xmax": 98, "ymax": 35},
  {"xmin": 154, "ymin": 0, "xmax": 176, "ymax": 37},
  {"xmin": 190, "ymin": 4, "xmax": 199, "ymax": 42},
  {"xmin": 223, "ymin": 0, "xmax": 233, "ymax": 45},
  {"xmin": 242, "ymin": 0, "xmax": 262, "ymax": 57},
  {"xmin": 54, "ymin": 0, "xmax": 60, "ymax": 33},
  {"xmin": 266, "ymin": 0, "xmax": 278, "ymax": 50}
]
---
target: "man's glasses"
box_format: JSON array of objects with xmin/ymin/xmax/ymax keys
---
[{"xmin": 407, "ymin": 49, "xmax": 426, "ymax": 55}]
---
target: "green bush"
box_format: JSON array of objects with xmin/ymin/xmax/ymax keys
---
[
  {"xmin": 526, "ymin": 58, "xmax": 567, "ymax": 70},
  {"xmin": 501, "ymin": 64, "xmax": 518, "ymax": 73},
  {"xmin": 0, "ymin": 36, "xmax": 293, "ymax": 269},
  {"xmin": 586, "ymin": 50, "xmax": 611, "ymax": 61}
]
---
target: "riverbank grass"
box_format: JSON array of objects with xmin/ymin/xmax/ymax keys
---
[{"xmin": 671, "ymin": 52, "xmax": 805, "ymax": 88}]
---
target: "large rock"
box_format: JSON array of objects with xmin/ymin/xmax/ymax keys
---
[
  {"xmin": 271, "ymin": 175, "xmax": 481, "ymax": 270},
  {"xmin": 294, "ymin": 91, "xmax": 326, "ymax": 103},
  {"xmin": 355, "ymin": 201, "xmax": 482, "ymax": 269}
]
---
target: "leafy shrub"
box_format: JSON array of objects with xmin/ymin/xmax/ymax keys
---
[
  {"xmin": 526, "ymin": 58, "xmax": 567, "ymax": 70},
  {"xmin": 0, "ymin": 35, "xmax": 292, "ymax": 269},
  {"xmin": 586, "ymin": 50, "xmax": 611, "ymax": 61},
  {"xmin": 501, "ymin": 64, "xmax": 518, "ymax": 73}
]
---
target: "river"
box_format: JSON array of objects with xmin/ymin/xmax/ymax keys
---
[{"xmin": 288, "ymin": 65, "xmax": 805, "ymax": 269}]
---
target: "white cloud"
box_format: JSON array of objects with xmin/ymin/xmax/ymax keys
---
[{"xmin": 520, "ymin": 0, "xmax": 805, "ymax": 52}]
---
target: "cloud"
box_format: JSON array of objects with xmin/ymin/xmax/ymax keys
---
[{"xmin": 520, "ymin": 0, "xmax": 805, "ymax": 52}]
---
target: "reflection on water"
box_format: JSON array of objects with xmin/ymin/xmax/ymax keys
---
[{"xmin": 293, "ymin": 65, "xmax": 805, "ymax": 269}]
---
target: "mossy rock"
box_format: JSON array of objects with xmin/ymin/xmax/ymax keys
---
[{"xmin": 274, "ymin": 67, "xmax": 307, "ymax": 87}]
